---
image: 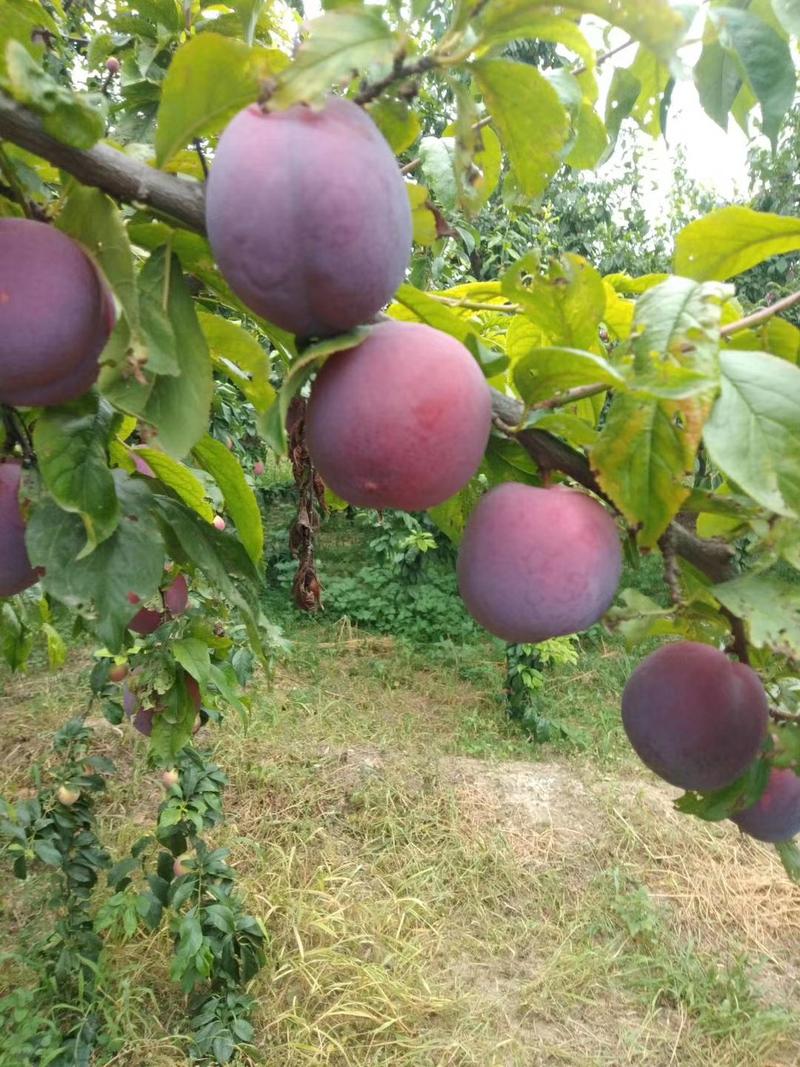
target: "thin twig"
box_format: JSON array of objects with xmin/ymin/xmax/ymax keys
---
[
  {"xmin": 426, "ymin": 293, "xmax": 519, "ymax": 313},
  {"xmin": 355, "ymin": 53, "xmax": 436, "ymax": 107},
  {"xmin": 193, "ymin": 138, "xmax": 209, "ymax": 180},
  {"xmin": 770, "ymin": 707, "xmax": 800, "ymax": 725},
  {"xmin": 573, "ymin": 36, "xmax": 637, "ymax": 77},
  {"xmin": 719, "ymin": 289, "xmax": 800, "ymax": 337},
  {"xmin": 531, "ymin": 382, "xmax": 609, "ymax": 412}
]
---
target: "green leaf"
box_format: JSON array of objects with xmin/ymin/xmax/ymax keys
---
[
  {"xmin": 628, "ymin": 46, "xmax": 672, "ymax": 138},
  {"xmin": 152, "ymin": 674, "xmax": 201, "ymax": 764},
  {"xmin": 406, "ymin": 182, "xmax": 437, "ymax": 246},
  {"xmin": 502, "ymin": 253, "xmax": 606, "ymax": 350},
  {"xmin": 626, "ymin": 277, "xmax": 728, "ymax": 399},
  {"xmin": 703, "ymin": 350, "xmax": 800, "ymax": 518},
  {"xmin": 132, "ymin": 447, "xmax": 215, "ymax": 522},
  {"xmin": 197, "ymin": 312, "xmax": 275, "ymax": 411},
  {"xmin": 86, "ymin": 32, "xmax": 115, "ymax": 71},
  {"xmin": 26, "ymin": 472, "xmax": 166, "ymax": 652},
  {"xmin": 477, "ymin": 0, "xmax": 684, "ymax": 59},
  {"xmin": 33, "ymin": 394, "xmax": 120, "ymax": 553},
  {"xmin": 390, "ymin": 284, "xmax": 475, "ymax": 343},
  {"xmin": 674, "ymin": 207, "xmax": 800, "ymax": 281},
  {"xmin": 56, "ymin": 184, "xmax": 138, "ymax": 330},
  {"xmin": 418, "ymin": 137, "xmax": 457, "ymax": 212},
  {"xmin": 603, "ymin": 67, "xmax": 641, "ymax": 157},
  {"xmin": 152, "ymin": 495, "xmax": 262, "ymax": 647},
  {"xmin": 693, "ymin": 40, "xmax": 742, "ymax": 130},
  {"xmin": 42, "ymin": 622, "xmax": 66, "ymax": 670},
  {"xmin": 714, "ymin": 574, "xmax": 800, "ymax": 657},
  {"xmin": 171, "ymin": 638, "xmax": 212, "ymax": 685},
  {"xmin": 709, "ymin": 6, "xmax": 795, "ymax": 146},
  {"xmin": 675, "ymin": 760, "xmax": 770, "ymax": 822},
  {"xmin": 127, "ymin": 222, "xmax": 296, "ymax": 363},
  {"xmin": 100, "ymin": 250, "xmax": 213, "ymax": 458},
  {"xmin": 472, "ymin": 59, "xmax": 569, "ymax": 200},
  {"xmin": 366, "ymin": 97, "xmax": 421, "ymax": 154},
  {"xmin": 771, "ymin": 0, "xmax": 800, "ymax": 36},
  {"xmin": 776, "ymin": 839, "xmax": 800, "ymax": 882},
  {"xmin": 475, "ymin": 10, "xmax": 595, "ymax": 68},
  {"xmin": 33, "ymin": 841, "xmax": 63, "ymax": 866},
  {"xmin": 428, "ymin": 478, "xmax": 484, "ymax": 545},
  {"xmin": 0, "ymin": 0, "xmax": 56, "ymax": 77},
  {"xmin": 592, "ymin": 393, "xmax": 707, "ymax": 547},
  {"xmin": 512, "ymin": 348, "xmax": 623, "ymax": 406},
  {"xmin": 273, "ymin": 10, "xmax": 399, "ymax": 108},
  {"xmin": 155, "ymin": 34, "xmax": 287, "ymax": 166},
  {"xmin": 5, "ymin": 41, "xmax": 106, "ymax": 149},
  {"xmin": 192, "ymin": 435, "xmax": 264, "ymax": 565},
  {"xmin": 0, "ymin": 603, "xmax": 31, "ymax": 671},
  {"xmin": 229, "ymin": 0, "xmax": 267, "ymax": 44},
  {"xmin": 566, "ymin": 101, "xmax": 608, "ymax": 170}
]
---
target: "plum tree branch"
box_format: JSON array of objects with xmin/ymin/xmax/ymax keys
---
[
  {"xmin": 531, "ymin": 382, "xmax": 609, "ymax": 411},
  {"xmin": 0, "ymin": 91, "xmax": 206, "ymax": 233},
  {"xmin": 719, "ymin": 289, "xmax": 800, "ymax": 336},
  {"xmin": 354, "ymin": 52, "xmax": 437, "ymax": 106}
]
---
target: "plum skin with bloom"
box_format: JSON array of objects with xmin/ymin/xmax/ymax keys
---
[{"xmin": 457, "ymin": 483, "xmax": 622, "ymax": 643}]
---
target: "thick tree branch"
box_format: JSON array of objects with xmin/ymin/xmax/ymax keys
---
[{"xmin": 0, "ymin": 91, "xmax": 206, "ymax": 233}]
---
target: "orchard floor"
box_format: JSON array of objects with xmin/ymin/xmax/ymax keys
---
[{"xmin": 2, "ymin": 623, "xmax": 800, "ymax": 1067}]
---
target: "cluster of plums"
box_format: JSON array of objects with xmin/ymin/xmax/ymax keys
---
[
  {"xmin": 2, "ymin": 96, "xmax": 797, "ymax": 843},
  {"xmin": 206, "ymin": 96, "xmax": 800, "ymax": 843},
  {"xmin": 205, "ymin": 96, "xmax": 624, "ymax": 646},
  {"xmin": 622, "ymin": 641, "xmax": 800, "ymax": 843}
]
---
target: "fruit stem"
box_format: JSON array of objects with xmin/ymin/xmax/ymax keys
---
[{"xmin": 425, "ymin": 293, "xmax": 519, "ymax": 313}]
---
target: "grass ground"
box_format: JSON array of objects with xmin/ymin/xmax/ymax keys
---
[{"xmin": 1, "ymin": 489, "xmax": 799, "ymax": 1065}]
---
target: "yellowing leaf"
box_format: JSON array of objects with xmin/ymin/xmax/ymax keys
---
[
  {"xmin": 472, "ymin": 59, "xmax": 569, "ymax": 199},
  {"xmin": 133, "ymin": 447, "xmax": 214, "ymax": 523},
  {"xmin": 503, "ymin": 253, "xmax": 606, "ymax": 350},
  {"xmin": 592, "ymin": 393, "xmax": 709, "ymax": 546},
  {"xmin": 405, "ymin": 182, "xmax": 437, "ymax": 246},
  {"xmin": 674, "ymin": 206, "xmax": 800, "ymax": 281}
]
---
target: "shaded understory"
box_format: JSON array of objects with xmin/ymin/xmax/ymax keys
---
[{"xmin": 1, "ymin": 484, "xmax": 798, "ymax": 1065}]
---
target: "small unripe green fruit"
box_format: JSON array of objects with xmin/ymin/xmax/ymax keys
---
[
  {"xmin": 173, "ymin": 854, "xmax": 190, "ymax": 878},
  {"xmin": 57, "ymin": 785, "xmax": 80, "ymax": 806},
  {"xmin": 109, "ymin": 663, "xmax": 129, "ymax": 684}
]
